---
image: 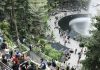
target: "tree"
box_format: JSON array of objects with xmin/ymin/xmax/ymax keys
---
[
  {"xmin": 0, "ymin": 0, "xmax": 49, "ymax": 46},
  {"xmin": 2, "ymin": 0, "xmax": 32, "ymax": 46},
  {"xmin": 47, "ymin": 0, "xmax": 90, "ymax": 12},
  {"xmin": 11, "ymin": 0, "xmax": 20, "ymax": 45},
  {"xmin": 82, "ymin": 16, "xmax": 100, "ymax": 70}
]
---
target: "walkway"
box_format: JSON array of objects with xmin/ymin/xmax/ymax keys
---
[{"xmin": 48, "ymin": 13, "xmax": 86, "ymax": 69}]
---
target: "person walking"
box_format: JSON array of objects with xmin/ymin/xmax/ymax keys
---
[
  {"xmin": 77, "ymin": 52, "xmax": 81, "ymax": 64},
  {"xmin": 66, "ymin": 63, "xmax": 70, "ymax": 70},
  {"xmin": 64, "ymin": 40, "xmax": 67, "ymax": 46},
  {"xmin": 75, "ymin": 49, "xmax": 77, "ymax": 54}
]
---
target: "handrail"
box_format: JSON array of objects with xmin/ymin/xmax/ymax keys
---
[{"xmin": 0, "ymin": 61, "xmax": 13, "ymax": 70}]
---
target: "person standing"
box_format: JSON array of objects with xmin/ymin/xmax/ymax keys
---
[
  {"xmin": 12, "ymin": 62, "xmax": 19, "ymax": 70},
  {"xmin": 1, "ymin": 55, "xmax": 7, "ymax": 65},
  {"xmin": 75, "ymin": 49, "xmax": 77, "ymax": 54},
  {"xmin": 4, "ymin": 49, "xmax": 10, "ymax": 59},
  {"xmin": 51, "ymin": 59, "xmax": 56, "ymax": 70},
  {"xmin": 67, "ymin": 36, "xmax": 70, "ymax": 44},
  {"xmin": 1, "ymin": 41, "xmax": 7, "ymax": 49},
  {"xmin": 9, "ymin": 49, "xmax": 13, "ymax": 58},
  {"xmin": 59, "ymin": 28, "xmax": 61, "ymax": 34},
  {"xmin": 66, "ymin": 63, "xmax": 70, "ymax": 70},
  {"xmin": 27, "ymin": 62, "xmax": 35, "ymax": 70},
  {"xmin": 1, "ymin": 56, "xmax": 7, "ymax": 70},
  {"xmin": 40, "ymin": 59, "xmax": 46, "ymax": 70},
  {"xmin": 71, "ymin": 66, "xmax": 75, "ymax": 70},
  {"xmin": 55, "ymin": 16, "xmax": 58, "ymax": 20},
  {"xmin": 60, "ymin": 61, "xmax": 66, "ymax": 70},
  {"xmin": 54, "ymin": 21, "xmax": 57, "ymax": 26},
  {"xmin": 29, "ymin": 44, "xmax": 32, "ymax": 51}
]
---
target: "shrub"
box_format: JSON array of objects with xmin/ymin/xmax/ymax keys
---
[
  {"xmin": 0, "ymin": 20, "xmax": 9, "ymax": 30},
  {"xmin": 44, "ymin": 44, "xmax": 62, "ymax": 60}
]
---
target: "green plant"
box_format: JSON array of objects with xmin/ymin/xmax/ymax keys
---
[
  {"xmin": 32, "ymin": 47, "xmax": 41, "ymax": 54},
  {"xmin": 19, "ymin": 44, "xmax": 28, "ymax": 52},
  {"xmin": 83, "ymin": 17, "xmax": 100, "ymax": 70},
  {"xmin": 43, "ymin": 44, "xmax": 62, "ymax": 60},
  {"xmin": 0, "ymin": 20, "xmax": 9, "ymax": 30}
]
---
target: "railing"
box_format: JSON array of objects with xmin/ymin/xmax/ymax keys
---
[{"xmin": 0, "ymin": 61, "xmax": 13, "ymax": 70}]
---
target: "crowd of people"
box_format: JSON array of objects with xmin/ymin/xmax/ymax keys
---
[
  {"xmin": 0, "ymin": 41, "xmax": 84, "ymax": 70},
  {"xmin": 0, "ymin": 41, "xmax": 38, "ymax": 70},
  {"xmin": 39, "ymin": 58, "xmax": 76, "ymax": 70},
  {"xmin": 0, "ymin": 37, "xmax": 82, "ymax": 70},
  {"xmin": 0, "ymin": 41, "xmax": 74, "ymax": 70},
  {"xmin": 53, "ymin": 16, "xmax": 71, "ymax": 46},
  {"xmin": 48, "ymin": 15, "xmax": 86, "ymax": 70},
  {"xmin": 0, "ymin": 14, "xmax": 87, "ymax": 70}
]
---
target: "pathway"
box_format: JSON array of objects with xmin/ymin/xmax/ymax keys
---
[
  {"xmin": 29, "ymin": 51, "xmax": 41, "ymax": 63},
  {"xmin": 48, "ymin": 13, "xmax": 86, "ymax": 69}
]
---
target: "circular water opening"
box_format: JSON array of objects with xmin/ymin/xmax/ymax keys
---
[
  {"xmin": 69, "ymin": 17, "xmax": 91, "ymax": 36},
  {"xmin": 58, "ymin": 14, "xmax": 91, "ymax": 36}
]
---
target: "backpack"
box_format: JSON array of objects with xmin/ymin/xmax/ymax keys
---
[
  {"xmin": 66, "ymin": 66, "xmax": 70, "ymax": 70},
  {"xmin": 52, "ymin": 62, "xmax": 56, "ymax": 67},
  {"xmin": 1, "ymin": 43, "xmax": 6, "ymax": 49},
  {"xmin": 41, "ymin": 63, "xmax": 46, "ymax": 69}
]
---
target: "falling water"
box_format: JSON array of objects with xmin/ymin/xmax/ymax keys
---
[
  {"xmin": 89, "ymin": 0, "xmax": 100, "ymax": 16},
  {"xmin": 69, "ymin": 17, "xmax": 91, "ymax": 36},
  {"xmin": 69, "ymin": 0, "xmax": 100, "ymax": 36}
]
